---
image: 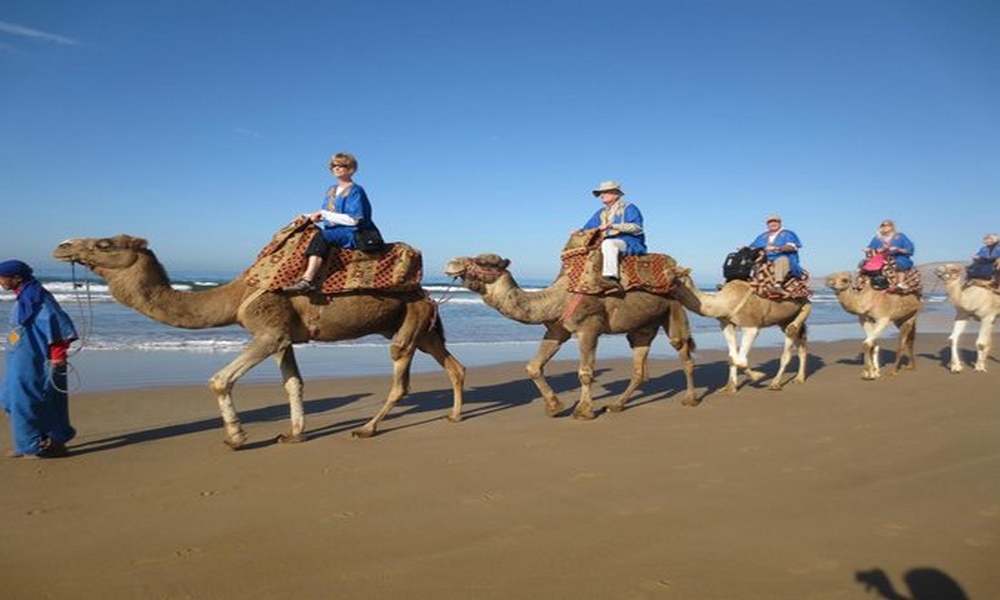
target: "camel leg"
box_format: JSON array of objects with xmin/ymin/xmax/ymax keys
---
[
  {"xmin": 275, "ymin": 346, "xmax": 307, "ymax": 443},
  {"xmin": 208, "ymin": 337, "xmax": 286, "ymax": 449},
  {"xmin": 721, "ymin": 323, "xmax": 741, "ymax": 394},
  {"xmin": 793, "ymin": 324, "xmax": 809, "ymax": 384},
  {"xmin": 948, "ymin": 318, "xmax": 969, "ymax": 373},
  {"xmin": 665, "ymin": 306, "xmax": 699, "ymax": 406},
  {"xmin": 525, "ymin": 327, "xmax": 572, "ymax": 416},
  {"xmin": 861, "ymin": 318, "xmax": 890, "ymax": 380},
  {"xmin": 353, "ymin": 341, "xmax": 416, "ymax": 438},
  {"xmin": 893, "ymin": 317, "xmax": 917, "ymax": 374},
  {"xmin": 974, "ymin": 314, "xmax": 994, "ymax": 372},
  {"xmin": 736, "ymin": 327, "xmax": 766, "ymax": 383},
  {"xmin": 768, "ymin": 329, "xmax": 796, "ymax": 391},
  {"xmin": 605, "ymin": 329, "xmax": 655, "ymax": 413},
  {"xmin": 572, "ymin": 330, "xmax": 600, "ymax": 420},
  {"xmin": 416, "ymin": 332, "xmax": 467, "ymax": 422}
]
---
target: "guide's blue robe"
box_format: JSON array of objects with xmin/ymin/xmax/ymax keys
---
[{"xmin": 2, "ymin": 281, "xmax": 78, "ymax": 455}]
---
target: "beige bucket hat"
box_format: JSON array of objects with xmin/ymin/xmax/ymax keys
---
[{"xmin": 591, "ymin": 180, "xmax": 625, "ymax": 197}]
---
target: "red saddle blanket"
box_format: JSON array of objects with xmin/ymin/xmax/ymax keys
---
[
  {"xmin": 243, "ymin": 221, "xmax": 424, "ymax": 294},
  {"xmin": 560, "ymin": 229, "xmax": 678, "ymax": 295}
]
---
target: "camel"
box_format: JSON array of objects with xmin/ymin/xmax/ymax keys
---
[
  {"xmin": 443, "ymin": 253, "xmax": 697, "ymax": 419},
  {"xmin": 667, "ymin": 269, "xmax": 811, "ymax": 393},
  {"xmin": 52, "ymin": 235, "xmax": 466, "ymax": 447},
  {"xmin": 825, "ymin": 272, "xmax": 922, "ymax": 380},
  {"xmin": 934, "ymin": 264, "xmax": 999, "ymax": 373}
]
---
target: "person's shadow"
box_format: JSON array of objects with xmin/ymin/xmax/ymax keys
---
[{"xmin": 856, "ymin": 567, "xmax": 968, "ymax": 600}]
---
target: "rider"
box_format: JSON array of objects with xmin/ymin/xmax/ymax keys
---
[
  {"xmin": 283, "ymin": 152, "xmax": 378, "ymax": 294},
  {"xmin": 579, "ymin": 180, "xmax": 646, "ymax": 292},
  {"xmin": 748, "ymin": 214, "xmax": 803, "ymax": 294},
  {"xmin": 968, "ymin": 233, "xmax": 999, "ymax": 286},
  {"xmin": 863, "ymin": 219, "xmax": 915, "ymax": 291}
]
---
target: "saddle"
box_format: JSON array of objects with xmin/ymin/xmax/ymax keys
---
[
  {"xmin": 560, "ymin": 229, "xmax": 678, "ymax": 295},
  {"xmin": 244, "ymin": 221, "xmax": 424, "ymax": 294},
  {"xmin": 748, "ymin": 261, "xmax": 813, "ymax": 300},
  {"xmin": 855, "ymin": 255, "xmax": 922, "ymax": 296}
]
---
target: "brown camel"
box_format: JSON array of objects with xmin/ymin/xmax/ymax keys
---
[
  {"xmin": 825, "ymin": 272, "xmax": 922, "ymax": 380},
  {"xmin": 667, "ymin": 269, "xmax": 811, "ymax": 393},
  {"xmin": 52, "ymin": 235, "xmax": 466, "ymax": 447},
  {"xmin": 934, "ymin": 264, "xmax": 999, "ymax": 373},
  {"xmin": 443, "ymin": 253, "xmax": 697, "ymax": 419}
]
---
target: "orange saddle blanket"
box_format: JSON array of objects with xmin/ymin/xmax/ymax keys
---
[
  {"xmin": 560, "ymin": 229, "xmax": 678, "ymax": 295},
  {"xmin": 244, "ymin": 221, "xmax": 424, "ymax": 294}
]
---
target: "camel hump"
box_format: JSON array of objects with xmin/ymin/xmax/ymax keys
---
[{"xmin": 244, "ymin": 222, "xmax": 424, "ymax": 294}]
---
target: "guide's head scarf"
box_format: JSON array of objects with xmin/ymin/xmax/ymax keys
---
[{"xmin": 0, "ymin": 259, "xmax": 45, "ymax": 325}]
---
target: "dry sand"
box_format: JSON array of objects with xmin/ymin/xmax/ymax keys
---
[{"xmin": 2, "ymin": 336, "xmax": 997, "ymax": 599}]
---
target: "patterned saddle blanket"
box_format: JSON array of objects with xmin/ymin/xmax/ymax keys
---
[
  {"xmin": 243, "ymin": 221, "xmax": 424, "ymax": 294},
  {"xmin": 854, "ymin": 262, "xmax": 923, "ymax": 297},
  {"xmin": 749, "ymin": 262, "xmax": 814, "ymax": 300},
  {"xmin": 559, "ymin": 229, "xmax": 678, "ymax": 295}
]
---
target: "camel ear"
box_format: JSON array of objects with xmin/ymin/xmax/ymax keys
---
[
  {"xmin": 124, "ymin": 236, "xmax": 148, "ymax": 250},
  {"xmin": 500, "ymin": 259, "xmax": 510, "ymax": 270}
]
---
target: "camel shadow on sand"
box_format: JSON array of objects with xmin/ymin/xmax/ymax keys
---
[{"xmin": 70, "ymin": 352, "xmax": 831, "ymax": 454}]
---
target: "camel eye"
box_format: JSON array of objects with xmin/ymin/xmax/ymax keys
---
[{"xmin": 96, "ymin": 239, "xmax": 113, "ymax": 250}]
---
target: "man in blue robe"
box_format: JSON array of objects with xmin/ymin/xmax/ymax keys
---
[
  {"xmin": 1, "ymin": 260, "xmax": 78, "ymax": 459},
  {"xmin": 749, "ymin": 214, "xmax": 804, "ymax": 292}
]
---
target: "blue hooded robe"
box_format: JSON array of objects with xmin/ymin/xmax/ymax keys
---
[{"xmin": 2, "ymin": 262, "xmax": 78, "ymax": 455}]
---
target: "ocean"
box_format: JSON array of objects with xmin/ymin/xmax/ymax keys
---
[{"xmin": 0, "ymin": 275, "xmax": 955, "ymax": 392}]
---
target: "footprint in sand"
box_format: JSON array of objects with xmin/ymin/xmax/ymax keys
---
[
  {"xmin": 963, "ymin": 533, "xmax": 994, "ymax": 547},
  {"xmin": 875, "ymin": 521, "xmax": 907, "ymax": 537}
]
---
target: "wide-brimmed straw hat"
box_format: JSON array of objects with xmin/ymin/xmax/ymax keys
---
[
  {"xmin": 765, "ymin": 214, "xmax": 782, "ymax": 223},
  {"xmin": 591, "ymin": 180, "xmax": 625, "ymax": 197}
]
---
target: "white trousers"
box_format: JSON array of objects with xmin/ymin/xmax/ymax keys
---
[{"xmin": 601, "ymin": 238, "xmax": 626, "ymax": 278}]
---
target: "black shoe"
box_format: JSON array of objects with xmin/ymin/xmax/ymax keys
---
[{"xmin": 282, "ymin": 279, "xmax": 316, "ymax": 294}]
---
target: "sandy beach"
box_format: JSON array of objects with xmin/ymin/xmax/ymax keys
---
[{"xmin": 1, "ymin": 335, "xmax": 997, "ymax": 599}]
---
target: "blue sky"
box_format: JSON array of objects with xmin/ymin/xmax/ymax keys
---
[{"xmin": 2, "ymin": 0, "xmax": 998, "ymax": 285}]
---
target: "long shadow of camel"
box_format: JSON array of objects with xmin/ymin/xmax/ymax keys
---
[{"xmin": 68, "ymin": 351, "xmax": 833, "ymax": 455}]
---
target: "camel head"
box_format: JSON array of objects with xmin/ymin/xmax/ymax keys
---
[
  {"xmin": 444, "ymin": 254, "xmax": 511, "ymax": 294},
  {"xmin": 825, "ymin": 272, "xmax": 854, "ymax": 292},
  {"xmin": 934, "ymin": 263, "xmax": 964, "ymax": 283},
  {"xmin": 52, "ymin": 235, "xmax": 150, "ymax": 272}
]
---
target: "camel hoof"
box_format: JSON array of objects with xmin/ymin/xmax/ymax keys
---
[
  {"xmin": 545, "ymin": 400, "xmax": 565, "ymax": 418},
  {"xmin": 681, "ymin": 395, "xmax": 701, "ymax": 407},
  {"xmin": 446, "ymin": 414, "xmax": 462, "ymax": 423},
  {"xmin": 223, "ymin": 431, "xmax": 248, "ymax": 450},
  {"xmin": 572, "ymin": 408, "xmax": 597, "ymax": 420},
  {"xmin": 605, "ymin": 402, "xmax": 625, "ymax": 413},
  {"xmin": 767, "ymin": 383, "xmax": 783, "ymax": 391},
  {"xmin": 351, "ymin": 428, "xmax": 376, "ymax": 439},
  {"xmin": 277, "ymin": 433, "xmax": 307, "ymax": 444},
  {"xmin": 746, "ymin": 370, "xmax": 766, "ymax": 383}
]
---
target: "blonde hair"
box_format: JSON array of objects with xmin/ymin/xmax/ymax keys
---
[{"xmin": 328, "ymin": 152, "xmax": 358, "ymax": 171}]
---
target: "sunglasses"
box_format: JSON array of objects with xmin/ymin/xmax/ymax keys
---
[{"xmin": 331, "ymin": 163, "xmax": 351, "ymax": 169}]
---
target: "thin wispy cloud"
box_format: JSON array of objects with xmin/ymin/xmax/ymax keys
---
[
  {"xmin": 234, "ymin": 127, "xmax": 262, "ymax": 139},
  {"xmin": 0, "ymin": 21, "xmax": 80, "ymax": 46}
]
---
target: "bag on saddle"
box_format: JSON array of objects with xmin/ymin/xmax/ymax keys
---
[
  {"xmin": 860, "ymin": 252, "xmax": 885, "ymax": 273},
  {"xmin": 723, "ymin": 246, "xmax": 760, "ymax": 282},
  {"xmin": 353, "ymin": 226, "xmax": 386, "ymax": 253},
  {"xmin": 867, "ymin": 272, "xmax": 890, "ymax": 290},
  {"xmin": 966, "ymin": 260, "xmax": 996, "ymax": 281}
]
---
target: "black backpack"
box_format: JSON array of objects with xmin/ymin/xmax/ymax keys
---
[{"xmin": 723, "ymin": 246, "xmax": 761, "ymax": 282}]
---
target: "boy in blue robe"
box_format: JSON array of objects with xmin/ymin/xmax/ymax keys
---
[{"xmin": 1, "ymin": 260, "xmax": 78, "ymax": 459}]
